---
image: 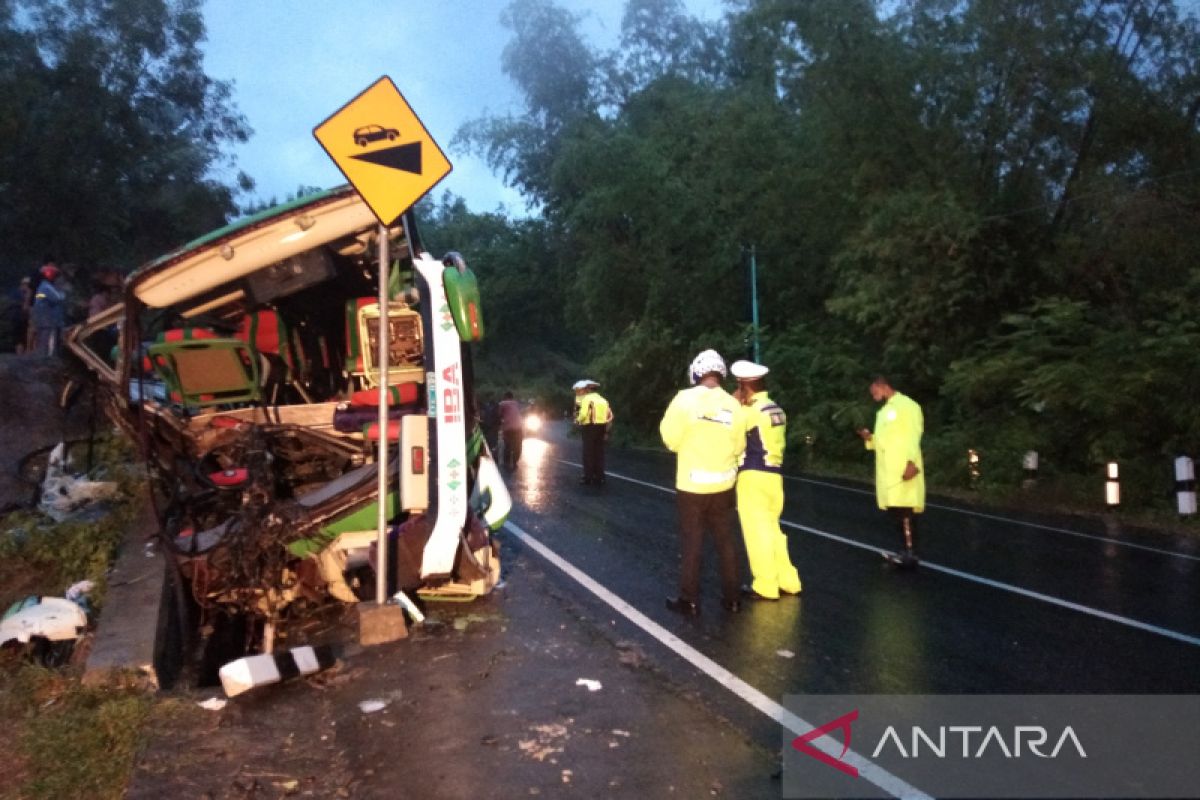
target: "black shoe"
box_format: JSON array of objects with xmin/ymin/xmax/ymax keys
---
[
  {"xmin": 741, "ymin": 585, "xmax": 779, "ymax": 601},
  {"xmin": 666, "ymin": 597, "xmax": 699, "ymax": 616},
  {"xmin": 721, "ymin": 599, "xmax": 742, "ymax": 613},
  {"xmin": 884, "ymin": 551, "xmax": 920, "ymax": 570}
]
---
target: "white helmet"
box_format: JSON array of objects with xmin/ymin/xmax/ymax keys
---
[{"xmin": 689, "ymin": 349, "xmax": 727, "ymax": 385}]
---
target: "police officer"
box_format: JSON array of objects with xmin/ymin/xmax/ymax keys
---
[
  {"xmin": 731, "ymin": 360, "xmax": 802, "ymax": 600},
  {"xmin": 660, "ymin": 350, "xmax": 744, "ymax": 615},
  {"xmin": 857, "ymin": 376, "xmax": 925, "ymax": 569},
  {"xmin": 574, "ymin": 379, "xmax": 612, "ymax": 485}
]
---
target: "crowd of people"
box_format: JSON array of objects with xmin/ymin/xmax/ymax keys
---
[{"xmin": 5, "ymin": 258, "xmax": 122, "ymax": 356}]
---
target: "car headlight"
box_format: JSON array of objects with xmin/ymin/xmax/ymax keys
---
[{"xmin": 524, "ymin": 413, "xmax": 542, "ymax": 433}]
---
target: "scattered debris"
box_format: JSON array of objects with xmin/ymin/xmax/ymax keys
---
[
  {"xmin": 197, "ymin": 697, "xmax": 227, "ymax": 711},
  {"xmin": 219, "ymin": 644, "xmax": 337, "ymax": 697},
  {"xmin": 611, "ymin": 729, "xmax": 631, "ymax": 737},
  {"xmin": 392, "ymin": 590, "xmax": 425, "ymax": 623},
  {"xmin": 358, "ymin": 699, "xmax": 389, "ymax": 714},
  {"xmin": 38, "ymin": 442, "xmax": 119, "ymax": 521},
  {"xmin": 1, "ymin": 595, "xmax": 87, "ymax": 646},
  {"xmin": 518, "ymin": 723, "xmax": 569, "ymax": 762},
  {"xmin": 561, "ymin": 769, "xmax": 573, "ymax": 784},
  {"xmin": 776, "ymin": 649, "xmax": 795, "ymax": 659},
  {"xmin": 575, "ymin": 678, "xmax": 602, "ymax": 692}
]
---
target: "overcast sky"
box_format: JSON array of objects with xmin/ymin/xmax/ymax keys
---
[{"xmin": 201, "ymin": 0, "xmax": 726, "ymax": 216}]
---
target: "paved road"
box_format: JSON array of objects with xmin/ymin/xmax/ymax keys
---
[{"xmin": 498, "ymin": 423, "xmax": 1200, "ymax": 791}]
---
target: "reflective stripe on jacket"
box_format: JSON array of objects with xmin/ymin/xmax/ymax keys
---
[
  {"xmin": 659, "ymin": 384, "xmax": 744, "ymax": 494},
  {"xmin": 575, "ymin": 392, "xmax": 611, "ymax": 426}
]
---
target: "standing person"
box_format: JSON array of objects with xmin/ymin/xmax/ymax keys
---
[
  {"xmin": 659, "ymin": 349, "xmax": 745, "ymax": 615},
  {"xmin": 857, "ymin": 376, "xmax": 925, "ymax": 569},
  {"xmin": 498, "ymin": 391, "xmax": 524, "ymax": 470},
  {"xmin": 574, "ymin": 379, "xmax": 612, "ymax": 485},
  {"xmin": 731, "ymin": 360, "xmax": 802, "ymax": 600},
  {"xmin": 30, "ymin": 261, "xmax": 66, "ymax": 356},
  {"xmin": 480, "ymin": 395, "xmax": 501, "ymax": 455}
]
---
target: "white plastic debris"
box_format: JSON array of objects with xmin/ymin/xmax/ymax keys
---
[
  {"xmin": 197, "ymin": 697, "xmax": 227, "ymax": 711},
  {"xmin": 392, "ymin": 590, "xmax": 425, "ymax": 623},
  {"xmin": 65, "ymin": 580, "xmax": 95, "ymax": 601},
  {"xmin": 358, "ymin": 699, "xmax": 389, "ymax": 714},
  {"xmin": 38, "ymin": 442, "xmax": 119, "ymax": 522},
  {"xmin": 575, "ymin": 678, "xmax": 602, "ymax": 692},
  {"xmin": 0, "ymin": 596, "xmax": 87, "ymax": 645},
  {"xmin": 776, "ymin": 649, "xmax": 795, "ymax": 659}
]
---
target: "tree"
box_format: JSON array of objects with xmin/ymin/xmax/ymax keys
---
[{"xmin": 0, "ymin": 0, "xmax": 250, "ymax": 277}]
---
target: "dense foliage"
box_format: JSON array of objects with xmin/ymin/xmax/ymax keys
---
[
  {"xmin": 449, "ymin": 0, "xmax": 1200, "ymax": 507},
  {"xmin": 0, "ymin": 0, "xmax": 250, "ymax": 280}
]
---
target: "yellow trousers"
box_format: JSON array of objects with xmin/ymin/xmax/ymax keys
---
[{"xmin": 736, "ymin": 471, "xmax": 801, "ymax": 598}]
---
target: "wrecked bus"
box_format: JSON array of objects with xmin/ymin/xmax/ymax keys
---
[{"xmin": 66, "ymin": 186, "xmax": 510, "ymax": 652}]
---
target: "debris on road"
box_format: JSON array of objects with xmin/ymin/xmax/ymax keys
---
[
  {"xmin": 197, "ymin": 697, "xmax": 228, "ymax": 711},
  {"xmin": 219, "ymin": 644, "xmax": 337, "ymax": 697},
  {"xmin": 776, "ymin": 649, "xmax": 795, "ymax": 659},
  {"xmin": 358, "ymin": 699, "xmax": 389, "ymax": 714},
  {"xmin": 575, "ymin": 678, "xmax": 602, "ymax": 692}
]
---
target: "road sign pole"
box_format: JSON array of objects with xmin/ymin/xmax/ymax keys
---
[
  {"xmin": 375, "ymin": 224, "xmax": 390, "ymax": 605},
  {"xmin": 749, "ymin": 245, "xmax": 761, "ymax": 363}
]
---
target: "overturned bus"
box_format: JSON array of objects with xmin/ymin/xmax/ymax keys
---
[{"xmin": 66, "ymin": 186, "xmax": 510, "ymax": 652}]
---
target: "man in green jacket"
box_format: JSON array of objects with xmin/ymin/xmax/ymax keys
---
[{"xmin": 858, "ymin": 376, "xmax": 925, "ymax": 569}]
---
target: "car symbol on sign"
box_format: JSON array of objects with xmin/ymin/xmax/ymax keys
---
[{"xmin": 353, "ymin": 124, "xmax": 400, "ymax": 147}]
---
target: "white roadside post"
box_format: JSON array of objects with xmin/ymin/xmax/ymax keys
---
[
  {"xmin": 1105, "ymin": 462, "xmax": 1120, "ymax": 507},
  {"xmin": 1022, "ymin": 450, "xmax": 1039, "ymax": 487},
  {"xmin": 1175, "ymin": 456, "xmax": 1196, "ymax": 516}
]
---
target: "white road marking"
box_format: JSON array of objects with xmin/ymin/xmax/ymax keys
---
[
  {"xmin": 503, "ymin": 519, "xmax": 932, "ymax": 800},
  {"xmin": 559, "ymin": 460, "xmax": 1200, "ymax": 649},
  {"xmin": 786, "ymin": 476, "xmax": 1200, "ymax": 562}
]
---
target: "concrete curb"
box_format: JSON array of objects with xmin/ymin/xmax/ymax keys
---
[{"xmin": 83, "ymin": 499, "xmax": 166, "ymax": 689}]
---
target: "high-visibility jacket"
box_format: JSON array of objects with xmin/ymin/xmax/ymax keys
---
[
  {"xmin": 738, "ymin": 391, "xmax": 786, "ymax": 473},
  {"xmin": 659, "ymin": 385, "xmax": 744, "ymax": 494},
  {"xmin": 575, "ymin": 391, "xmax": 612, "ymax": 426},
  {"xmin": 865, "ymin": 391, "xmax": 925, "ymax": 512}
]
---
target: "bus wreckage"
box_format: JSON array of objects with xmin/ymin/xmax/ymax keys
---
[{"xmin": 66, "ymin": 186, "xmax": 510, "ymax": 654}]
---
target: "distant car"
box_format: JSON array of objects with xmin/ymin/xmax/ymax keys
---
[{"xmin": 353, "ymin": 124, "xmax": 399, "ymax": 146}]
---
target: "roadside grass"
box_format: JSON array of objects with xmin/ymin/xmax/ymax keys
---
[{"xmin": 0, "ymin": 433, "xmax": 159, "ymax": 800}]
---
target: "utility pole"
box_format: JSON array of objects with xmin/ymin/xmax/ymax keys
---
[{"xmin": 748, "ymin": 245, "xmax": 761, "ymax": 363}]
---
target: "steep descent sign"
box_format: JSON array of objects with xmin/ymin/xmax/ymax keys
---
[{"xmin": 313, "ymin": 76, "xmax": 452, "ymax": 226}]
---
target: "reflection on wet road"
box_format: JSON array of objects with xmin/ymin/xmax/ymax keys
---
[{"xmin": 500, "ymin": 423, "xmax": 1200, "ymax": 774}]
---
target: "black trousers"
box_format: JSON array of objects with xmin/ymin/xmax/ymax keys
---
[
  {"xmin": 501, "ymin": 429, "xmax": 523, "ymax": 469},
  {"xmin": 581, "ymin": 424, "xmax": 606, "ymax": 482},
  {"xmin": 676, "ymin": 489, "xmax": 739, "ymax": 604},
  {"xmin": 887, "ymin": 507, "xmax": 919, "ymax": 552}
]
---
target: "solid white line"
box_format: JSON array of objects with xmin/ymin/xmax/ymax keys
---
[
  {"xmin": 563, "ymin": 460, "xmax": 1200, "ymax": 649},
  {"xmin": 786, "ymin": 475, "xmax": 1200, "ymax": 562},
  {"xmin": 503, "ymin": 520, "xmax": 931, "ymax": 800}
]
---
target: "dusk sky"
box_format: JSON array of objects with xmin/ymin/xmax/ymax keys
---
[{"xmin": 201, "ymin": 1, "xmax": 727, "ymax": 216}]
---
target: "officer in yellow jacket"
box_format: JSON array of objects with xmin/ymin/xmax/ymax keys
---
[
  {"xmin": 659, "ymin": 350, "xmax": 745, "ymax": 615},
  {"xmin": 574, "ymin": 379, "xmax": 612, "ymax": 485},
  {"xmin": 858, "ymin": 376, "xmax": 925, "ymax": 569},
  {"xmin": 731, "ymin": 360, "xmax": 802, "ymax": 600}
]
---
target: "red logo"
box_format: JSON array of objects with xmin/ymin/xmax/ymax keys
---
[{"xmin": 792, "ymin": 709, "xmax": 860, "ymax": 778}]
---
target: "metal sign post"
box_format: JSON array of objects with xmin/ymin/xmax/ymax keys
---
[{"xmin": 375, "ymin": 225, "xmax": 390, "ymax": 605}]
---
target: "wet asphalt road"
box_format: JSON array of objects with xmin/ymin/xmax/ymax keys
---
[{"xmin": 501, "ymin": 423, "xmax": 1200, "ymax": 752}]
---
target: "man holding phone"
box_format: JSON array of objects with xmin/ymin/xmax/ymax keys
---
[{"xmin": 858, "ymin": 376, "xmax": 925, "ymax": 569}]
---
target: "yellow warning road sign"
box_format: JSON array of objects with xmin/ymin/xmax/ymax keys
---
[{"xmin": 313, "ymin": 76, "xmax": 452, "ymax": 226}]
